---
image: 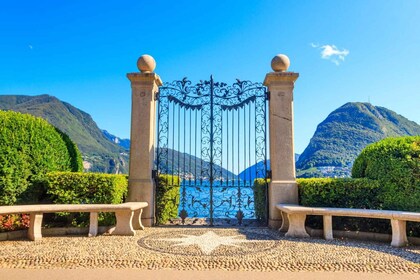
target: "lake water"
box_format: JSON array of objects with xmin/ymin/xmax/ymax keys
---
[{"xmin": 177, "ymin": 180, "xmax": 257, "ymax": 219}]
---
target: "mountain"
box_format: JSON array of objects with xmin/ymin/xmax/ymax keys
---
[
  {"xmin": 100, "ymin": 131, "xmax": 238, "ymax": 179},
  {"xmin": 0, "ymin": 94, "xmax": 128, "ymax": 173},
  {"xmin": 102, "ymin": 130, "xmax": 130, "ymax": 150},
  {"xmin": 238, "ymin": 160, "xmax": 270, "ymax": 181},
  {"xmin": 156, "ymin": 148, "xmax": 237, "ymax": 180},
  {"xmin": 237, "ymin": 154, "xmax": 300, "ymax": 181},
  {"xmin": 296, "ymin": 102, "xmax": 420, "ymax": 178}
]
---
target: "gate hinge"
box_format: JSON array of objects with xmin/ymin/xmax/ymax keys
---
[
  {"xmin": 152, "ymin": 169, "xmax": 158, "ymax": 180},
  {"xmin": 266, "ymin": 170, "xmax": 272, "ymax": 180},
  {"xmin": 154, "ymin": 91, "xmax": 160, "ymax": 101},
  {"xmin": 266, "ymin": 91, "xmax": 270, "ymax": 101}
]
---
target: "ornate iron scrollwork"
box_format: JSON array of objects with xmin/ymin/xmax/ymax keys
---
[{"xmin": 156, "ymin": 76, "xmax": 268, "ymax": 226}]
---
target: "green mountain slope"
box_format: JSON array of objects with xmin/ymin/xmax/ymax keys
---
[
  {"xmin": 103, "ymin": 130, "xmax": 238, "ymax": 180},
  {"xmin": 0, "ymin": 94, "xmax": 128, "ymax": 173},
  {"xmin": 296, "ymin": 102, "xmax": 420, "ymax": 178}
]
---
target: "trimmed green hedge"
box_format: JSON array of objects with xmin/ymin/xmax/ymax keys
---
[
  {"xmin": 44, "ymin": 172, "xmax": 128, "ymax": 226},
  {"xmin": 155, "ymin": 174, "xmax": 180, "ymax": 225},
  {"xmin": 298, "ymin": 178, "xmax": 419, "ymax": 236},
  {"xmin": 298, "ymin": 178, "xmax": 382, "ymax": 208},
  {"xmin": 352, "ymin": 136, "xmax": 420, "ymax": 212},
  {"xmin": 253, "ymin": 178, "xmax": 268, "ymax": 222},
  {"xmin": 0, "ymin": 111, "xmax": 83, "ymax": 205}
]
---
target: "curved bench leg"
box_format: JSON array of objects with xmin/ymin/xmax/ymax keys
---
[
  {"xmin": 89, "ymin": 212, "xmax": 98, "ymax": 237},
  {"xmin": 279, "ymin": 211, "xmax": 289, "ymax": 232},
  {"xmin": 285, "ymin": 213, "xmax": 310, "ymax": 238},
  {"xmin": 323, "ymin": 215, "xmax": 333, "ymax": 240},
  {"xmin": 112, "ymin": 210, "xmax": 135, "ymax": 236},
  {"xmin": 132, "ymin": 209, "xmax": 145, "ymax": 230},
  {"xmin": 28, "ymin": 213, "xmax": 43, "ymax": 241},
  {"xmin": 390, "ymin": 219, "xmax": 408, "ymax": 247}
]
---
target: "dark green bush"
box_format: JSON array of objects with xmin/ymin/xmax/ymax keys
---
[
  {"xmin": 298, "ymin": 178, "xmax": 419, "ymax": 236},
  {"xmin": 253, "ymin": 178, "xmax": 268, "ymax": 222},
  {"xmin": 155, "ymin": 174, "xmax": 180, "ymax": 225},
  {"xmin": 298, "ymin": 178, "xmax": 382, "ymax": 208},
  {"xmin": 0, "ymin": 111, "xmax": 83, "ymax": 205},
  {"xmin": 45, "ymin": 172, "xmax": 128, "ymax": 226},
  {"xmin": 352, "ymin": 136, "xmax": 420, "ymax": 212}
]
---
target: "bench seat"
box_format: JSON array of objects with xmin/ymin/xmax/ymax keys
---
[
  {"xmin": 0, "ymin": 202, "xmax": 148, "ymax": 241},
  {"xmin": 276, "ymin": 204, "xmax": 420, "ymax": 247}
]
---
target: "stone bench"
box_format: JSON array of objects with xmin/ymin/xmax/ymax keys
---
[
  {"xmin": 0, "ymin": 202, "xmax": 148, "ymax": 241},
  {"xmin": 276, "ymin": 204, "xmax": 420, "ymax": 247}
]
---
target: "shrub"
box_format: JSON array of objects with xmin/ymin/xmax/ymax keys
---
[
  {"xmin": 155, "ymin": 174, "xmax": 180, "ymax": 225},
  {"xmin": 253, "ymin": 178, "xmax": 268, "ymax": 222},
  {"xmin": 352, "ymin": 136, "xmax": 420, "ymax": 212},
  {"xmin": 44, "ymin": 172, "xmax": 128, "ymax": 226},
  {"xmin": 298, "ymin": 178, "xmax": 382, "ymax": 209},
  {"xmin": 0, "ymin": 214, "xmax": 30, "ymax": 233},
  {"xmin": 0, "ymin": 111, "xmax": 83, "ymax": 205},
  {"xmin": 298, "ymin": 178, "xmax": 419, "ymax": 236}
]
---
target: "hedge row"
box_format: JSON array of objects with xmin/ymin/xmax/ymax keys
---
[
  {"xmin": 298, "ymin": 178, "xmax": 419, "ymax": 236},
  {"xmin": 155, "ymin": 174, "xmax": 180, "ymax": 225},
  {"xmin": 253, "ymin": 178, "xmax": 268, "ymax": 222},
  {"xmin": 298, "ymin": 178, "xmax": 381, "ymax": 208},
  {"xmin": 44, "ymin": 172, "xmax": 128, "ymax": 226}
]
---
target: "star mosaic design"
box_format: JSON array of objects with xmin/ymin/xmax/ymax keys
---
[{"xmin": 157, "ymin": 231, "xmax": 251, "ymax": 255}]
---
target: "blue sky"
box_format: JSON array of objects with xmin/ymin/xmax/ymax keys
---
[{"xmin": 1, "ymin": 0, "xmax": 419, "ymax": 153}]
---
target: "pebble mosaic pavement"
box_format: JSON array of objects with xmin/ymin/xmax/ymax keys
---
[{"xmin": 0, "ymin": 227, "xmax": 418, "ymax": 273}]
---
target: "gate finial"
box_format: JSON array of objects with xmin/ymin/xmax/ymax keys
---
[
  {"xmin": 137, "ymin": 54, "xmax": 156, "ymax": 73},
  {"xmin": 271, "ymin": 54, "xmax": 290, "ymax": 72}
]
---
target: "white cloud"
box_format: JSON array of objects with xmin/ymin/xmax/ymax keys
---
[{"xmin": 311, "ymin": 43, "xmax": 349, "ymax": 65}]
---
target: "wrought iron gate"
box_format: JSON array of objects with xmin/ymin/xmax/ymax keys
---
[{"xmin": 155, "ymin": 76, "xmax": 268, "ymax": 226}]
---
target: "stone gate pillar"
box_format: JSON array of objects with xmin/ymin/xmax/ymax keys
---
[
  {"xmin": 263, "ymin": 54, "xmax": 299, "ymax": 229},
  {"xmin": 127, "ymin": 54, "xmax": 162, "ymax": 227}
]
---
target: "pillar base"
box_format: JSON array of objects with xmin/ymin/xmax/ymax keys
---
[
  {"xmin": 268, "ymin": 181, "xmax": 298, "ymax": 229},
  {"xmin": 127, "ymin": 179, "xmax": 155, "ymax": 227},
  {"xmin": 141, "ymin": 217, "xmax": 154, "ymax": 227},
  {"xmin": 268, "ymin": 219, "xmax": 282, "ymax": 229}
]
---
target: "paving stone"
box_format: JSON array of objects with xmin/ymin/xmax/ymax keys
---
[{"xmin": 0, "ymin": 227, "xmax": 418, "ymax": 273}]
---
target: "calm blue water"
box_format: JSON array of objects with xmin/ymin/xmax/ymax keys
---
[{"xmin": 177, "ymin": 180, "xmax": 256, "ymax": 219}]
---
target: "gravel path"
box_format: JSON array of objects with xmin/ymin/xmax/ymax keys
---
[{"xmin": 0, "ymin": 227, "xmax": 418, "ymax": 273}]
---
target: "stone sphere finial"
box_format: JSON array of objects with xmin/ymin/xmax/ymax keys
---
[
  {"xmin": 137, "ymin": 54, "xmax": 156, "ymax": 73},
  {"xmin": 271, "ymin": 54, "xmax": 290, "ymax": 72}
]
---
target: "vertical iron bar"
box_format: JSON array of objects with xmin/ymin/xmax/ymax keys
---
[
  {"xmin": 248, "ymin": 103, "xmax": 251, "ymax": 187},
  {"xmin": 171, "ymin": 102, "xmax": 175, "ymax": 186},
  {"xmin": 183, "ymin": 108, "xmax": 186, "ymax": 181},
  {"xmin": 237, "ymin": 108, "xmax": 240, "ymax": 216},
  {"xmin": 181, "ymin": 107, "xmax": 186, "ymax": 216},
  {"xmin": 254, "ymin": 96, "xmax": 258, "ymax": 205},
  {"xmin": 178, "ymin": 104, "xmax": 180, "ymax": 181},
  {"xmin": 220, "ymin": 106, "xmax": 223, "ymax": 224},
  {"xmin": 264, "ymin": 90, "xmax": 269, "ymax": 225},
  {"xmin": 195, "ymin": 110, "xmax": 198, "ymax": 187},
  {"xmin": 231, "ymin": 111, "xmax": 234, "ymax": 194},
  {"xmin": 209, "ymin": 75, "xmax": 214, "ymax": 226},
  {"xmin": 254, "ymin": 97, "xmax": 258, "ymax": 221},
  {"xmin": 227, "ymin": 111, "xmax": 229, "ymax": 189},
  {"xmin": 189, "ymin": 110, "xmax": 192, "ymax": 188},
  {"xmin": 156, "ymin": 91, "xmax": 161, "ymax": 174},
  {"xmin": 165, "ymin": 98, "xmax": 169, "ymax": 183}
]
